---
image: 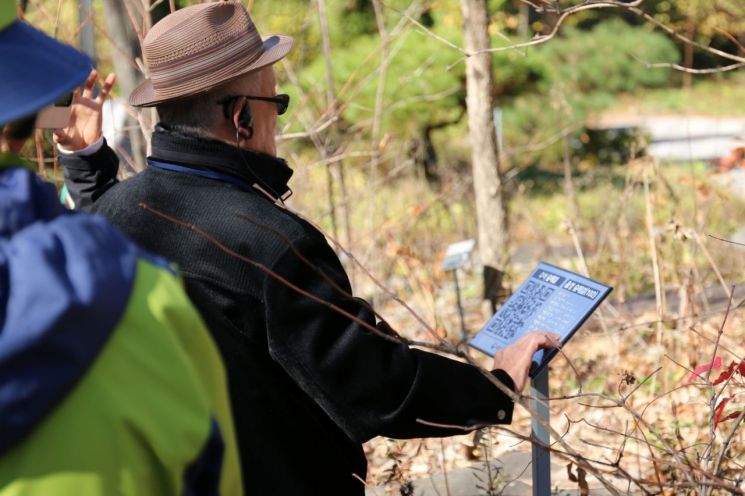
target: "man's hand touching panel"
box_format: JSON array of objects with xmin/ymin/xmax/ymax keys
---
[{"xmin": 492, "ymin": 332, "xmax": 561, "ymax": 393}]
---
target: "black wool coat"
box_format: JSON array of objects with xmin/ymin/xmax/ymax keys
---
[{"xmin": 62, "ymin": 127, "xmax": 516, "ymax": 495}]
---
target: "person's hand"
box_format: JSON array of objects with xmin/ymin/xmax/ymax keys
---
[
  {"xmin": 53, "ymin": 69, "xmax": 116, "ymax": 151},
  {"xmin": 492, "ymin": 332, "xmax": 561, "ymax": 394}
]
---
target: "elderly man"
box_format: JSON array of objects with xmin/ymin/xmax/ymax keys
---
[
  {"xmin": 0, "ymin": 2, "xmax": 241, "ymax": 494},
  {"xmin": 60, "ymin": 2, "xmax": 558, "ymax": 493}
]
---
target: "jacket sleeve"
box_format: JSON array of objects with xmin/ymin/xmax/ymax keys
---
[
  {"xmin": 61, "ymin": 139, "xmax": 120, "ymax": 210},
  {"xmin": 262, "ymin": 234, "xmax": 515, "ymax": 444}
]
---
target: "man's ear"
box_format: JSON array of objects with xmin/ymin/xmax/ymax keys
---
[{"xmin": 231, "ymin": 97, "xmax": 253, "ymax": 140}]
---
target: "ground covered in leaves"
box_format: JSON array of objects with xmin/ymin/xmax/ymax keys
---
[{"xmin": 364, "ymin": 284, "xmax": 745, "ymax": 494}]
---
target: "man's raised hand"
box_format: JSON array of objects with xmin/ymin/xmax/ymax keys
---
[
  {"xmin": 492, "ymin": 332, "xmax": 561, "ymax": 394},
  {"xmin": 54, "ymin": 69, "xmax": 116, "ymax": 151}
]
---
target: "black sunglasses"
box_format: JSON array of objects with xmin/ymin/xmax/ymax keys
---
[{"xmin": 218, "ymin": 94, "xmax": 290, "ymax": 116}]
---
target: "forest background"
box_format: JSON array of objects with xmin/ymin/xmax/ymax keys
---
[{"xmin": 19, "ymin": 0, "xmax": 745, "ymax": 493}]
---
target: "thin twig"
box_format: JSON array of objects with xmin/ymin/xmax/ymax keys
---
[
  {"xmin": 636, "ymin": 59, "xmax": 745, "ymax": 75},
  {"xmin": 708, "ymin": 233, "xmax": 745, "ymax": 248}
]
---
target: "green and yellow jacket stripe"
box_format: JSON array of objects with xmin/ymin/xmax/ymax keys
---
[{"xmin": 0, "ymin": 160, "xmax": 242, "ymax": 495}]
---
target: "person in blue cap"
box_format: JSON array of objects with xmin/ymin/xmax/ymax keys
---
[{"xmin": 0, "ymin": 2, "xmax": 242, "ymax": 494}]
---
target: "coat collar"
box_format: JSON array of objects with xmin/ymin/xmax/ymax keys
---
[{"xmin": 149, "ymin": 125, "xmax": 293, "ymax": 199}]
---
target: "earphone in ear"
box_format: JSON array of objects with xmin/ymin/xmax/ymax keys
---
[
  {"xmin": 225, "ymin": 96, "xmax": 292, "ymax": 204},
  {"xmin": 238, "ymin": 105, "xmax": 252, "ymax": 131},
  {"xmin": 231, "ymin": 97, "xmax": 254, "ymax": 141}
]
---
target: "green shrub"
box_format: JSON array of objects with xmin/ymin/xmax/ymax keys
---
[
  {"xmin": 534, "ymin": 19, "xmax": 679, "ymax": 94},
  {"xmin": 288, "ymin": 16, "xmax": 679, "ymax": 169},
  {"xmin": 497, "ymin": 20, "xmax": 678, "ymax": 165}
]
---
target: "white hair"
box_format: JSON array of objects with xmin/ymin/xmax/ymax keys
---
[{"xmin": 155, "ymin": 68, "xmax": 267, "ymax": 138}]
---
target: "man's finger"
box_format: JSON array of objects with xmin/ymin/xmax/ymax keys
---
[
  {"xmin": 96, "ymin": 73, "xmax": 116, "ymax": 103},
  {"xmin": 52, "ymin": 129, "xmax": 69, "ymax": 144},
  {"xmin": 519, "ymin": 332, "xmax": 561, "ymax": 356},
  {"xmin": 534, "ymin": 332, "xmax": 560, "ymax": 348},
  {"xmin": 81, "ymin": 69, "xmax": 98, "ymax": 99},
  {"xmin": 543, "ymin": 332, "xmax": 561, "ymax": 348}
]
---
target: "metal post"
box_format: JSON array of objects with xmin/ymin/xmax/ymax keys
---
[
  {"xmin": 531, "ymin": 368, "xmax": 551, "ymax": 496},
  {"xmin": 78, "ymin": 0, "xmax": 96, "ymax": 59},
  {"xmin": 452, "ymin": 269, "xmax": 467, "ymax": 340}
]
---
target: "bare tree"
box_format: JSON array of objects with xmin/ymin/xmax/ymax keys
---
[
  {"xmin": 77, "ymin": 0, "xmax": 95, "ymax": 59},
  {"xmin": 460, "ymin": 0, "xmax": 509, "ymax": 312},
  {"xmin": 102, "ymin": 0, "xmax": 146, "ymax": 170}
]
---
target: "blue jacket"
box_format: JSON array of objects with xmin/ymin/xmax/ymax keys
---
[{"xmin": 0, "ymin": 159, "xmax": 242, "ymax": 495}]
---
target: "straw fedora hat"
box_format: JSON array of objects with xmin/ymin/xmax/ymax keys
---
[{"xmin": 129, "ymin": 1, "xmax": 293, "ymax": 108}]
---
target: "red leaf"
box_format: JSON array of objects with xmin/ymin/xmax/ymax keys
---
[
  {"xmin": 714, "ymin": 396, "xmax": 734, "ymax": 428},
  {"xmin": 738, "ymin": 361, "xmax": 745, "ymax": 377},
  {"xmin": 719, "ymin": 410, "xmax": 743, "ymax": 426},
  {"xmin": 713, "ymin": 361, "xmax": 738, "ymax": 385},
  {"xmin": 689, "ymin": 357, "xmax": 723, "ymax": 382}
]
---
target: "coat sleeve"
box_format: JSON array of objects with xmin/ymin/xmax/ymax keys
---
[
  {"xmin": 61, "ymin": 139, "xmax": 120, "ymax": 210},
  {"xmin": 262, "ymin": 234, "xmax": 515, "ymax": 444}
]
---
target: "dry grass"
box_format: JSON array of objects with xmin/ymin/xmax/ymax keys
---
[{"xmin": 343, "ymin": 158, "xmax": 745, "ymax": 494}]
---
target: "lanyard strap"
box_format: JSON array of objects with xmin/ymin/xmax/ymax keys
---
[{"xmin": 148, "ymin": 159, "xmax": 253, "ymax": 193}]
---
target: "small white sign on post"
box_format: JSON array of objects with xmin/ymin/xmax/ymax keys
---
[
  {"xmin": 441, "ymin": 239, "xmax": 475, "ymax": 341},
  {"xmin": 441, "ymin": 239, "xmax": 475, "ymax": 272}
]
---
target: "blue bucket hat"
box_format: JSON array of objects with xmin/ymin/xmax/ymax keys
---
[{"xmin": 0, "ymin": 0, "xmax": 92, "ymax": 125}]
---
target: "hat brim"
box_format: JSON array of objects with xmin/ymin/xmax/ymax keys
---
[
  {"xmin": 129, "ymin": 34, "xmax": 293, "ymax": 108},
  {"xmin": 0, "ymin": 21, "xmax": 92, "ymax": 125}
]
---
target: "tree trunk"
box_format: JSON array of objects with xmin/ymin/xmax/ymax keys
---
[
  {"xmin": 78, "ymin": 0, "xmax": 96, "ymax": 59},
  {"xmin": 315, "ymin": 0, "xmax": 339, "ymax": 244},
  {"xmin": 517, "ymin": 0, "xmax": 529, "ymax": 38},
  {"xmin": 316, "ymin": 0, "xmax": 353, "ymax": 272},
  {"xmin": 102, "ymin": 0, "xmax": 146, "ymax": 171},
  {"xmin": 682, "ymin": 22, "xmax": 695, "ymax": 88},
  {"xmin": 460, "ymin": 0, "xmax": 509, "ymax": 312},
  {"xmin": 413, "ymin": 110, "xmax": 465, "ymax": 186}
]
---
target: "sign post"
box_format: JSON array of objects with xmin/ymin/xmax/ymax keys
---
[
  {"xmin": 441, "ymin": 239, "xmax": 475, "ymax": 341},
  {"xmin": 531, "ymin": 367, "xmax": 551, "ymax": 496},
  {"xmin": 452, "ymin": 269, "xmax": 467, "ymax": 341},
  {"xmin": 466, "ymin": 261, "xmax": 612, "ymax": 495}
]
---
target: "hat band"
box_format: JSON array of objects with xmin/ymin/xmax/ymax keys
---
[
  {"xmin": 0, "ymin": 0, "xmax": 17, "ymax": 31},
  {"xmin": 150, "ymin": 32, "xmax": 261, "ymax": 82},
  {"xmin": 149, "ymin": 42, "xmax": 266, "ymax": 101}
]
